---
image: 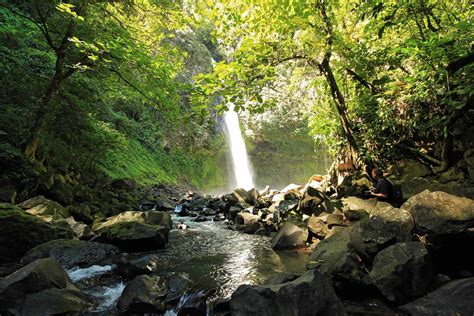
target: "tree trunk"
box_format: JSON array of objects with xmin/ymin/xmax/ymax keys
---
[
  {"xmin": 319, "ymin": 59, "xmax": 359, "ymax": 163},
  {"xmin": 24, "ymin": 79, "xmax": 62, "ymax": 160},
  {"xmin": 24, "ymin": 48, "xmax": 68, "ymax": 160}
]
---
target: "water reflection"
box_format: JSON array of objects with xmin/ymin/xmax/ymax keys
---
[{"xmin": 152, "ymin": 215, "xmax": 309, "ymax": 302}]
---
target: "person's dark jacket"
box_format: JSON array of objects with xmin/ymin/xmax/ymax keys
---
[{"xmin": 374, "ymin": 178, "xmax": 393, "ymax": 202}]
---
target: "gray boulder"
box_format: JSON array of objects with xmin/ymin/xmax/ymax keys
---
[
  {"xmin": 350, "ymin": 204, "xmax": 414, "ymax": 260},
  {"xmin": 400, "ymin": 277, "xmax": 474, "ymax": 316},
  {"xmin": 117, "ymin": 254, "xmax": 160, "ymax": 279},
  {"xmin": 271, "ymin": 221, "xmax": 308, "ymax": 250},
  {"xmin": 236, "ymin": 212, "xmax": 261, "ymax": 234},
  {"xmin": 230, "ymin": 269, "xmax": 344, "ymax": 316},
  {"xmin": 298, "ymin": 186, "xmax": 331, "ymax": 216},
  {"xmin": 0, "ymin": 204, "xmax": 73, "ymax": 263},
  {"xmin": 117, "ymin": 274, "xmax": 191, "ymax": 314},
  {"xmin": 401, "ymin": 190, "xmax": 474, "ymax": 235},
  {"xmin": 0, "ymin": 258, "xmax": 91, "ymax": 315},
  {"xmin": 341, "ymin": 197, "xmax": 376, "ymax": 221},
  {"xmin": 307, "ymin": 227, "xmax": 366, "ymax": 287},
  {"xmin": 400, "ymin": 177, "xmax": 474, "ymax": 200},
  {"xmin": 117, "ymin": 275, "xmax": 168, "ymax": 314},
  {"xmin": 21, "ymin": 239, "xmax": 121, "ymax": 269},
  {"xmin": 370, "ymin": 242, "xmax": 432, "ymax": 304},
  {"xmin": 97, "ymin": 221, "xmax": 170, "ymax": 252}
]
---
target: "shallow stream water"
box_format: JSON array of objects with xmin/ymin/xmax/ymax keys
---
[{"xmin": 67, "ymin": 214, "xmax": 310, "ymax": 314}]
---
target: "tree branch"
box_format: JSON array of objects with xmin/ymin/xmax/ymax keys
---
[
  {"xmin": 109, "ymin": 68, "xmax": 163, "ymax": 108},
  {"xmin": 398, "ymin": 144, "xmax": 442, "ymax": 165},
  {"xmin": 447, "ymin": 51, "xmax": 474, "ymax": 76},
  {"xmin": 345, "ymin": 68, "xmax": 377, "ymax": 93}
]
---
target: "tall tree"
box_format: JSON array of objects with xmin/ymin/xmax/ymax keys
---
[{"xmin": 3, "ymin": 0, "xmax": 185, "ymax": 160}]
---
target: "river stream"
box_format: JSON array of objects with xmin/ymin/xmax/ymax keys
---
[{"xmin": 67, "ymin": 214, "xmax": 310, "ymax": 314}]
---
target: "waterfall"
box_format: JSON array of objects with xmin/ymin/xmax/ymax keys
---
[{"xmin": 223, "ymin": 104, "xmax": 254, "ymax": 189}]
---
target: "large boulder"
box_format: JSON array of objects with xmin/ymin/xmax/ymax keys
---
[
  {"xmin": 21, "ymin": 239, "xmax": 121, "ymax": 269},
  {"xmin": 390, "ymin": 159, "xmax": 432, "ymax": 180},
  {"xmin": 401, "ymin": 190, "xmax": 474, "ymax": 235},
  {"xmin": 400, "ymin": 277, "xmax": 474, "ymax": 315},
  {"xmin": 298, "ymin": 186, "xmax": 331, "ymax": 216},
  {"xmin": 17, "ymin": 195, "xmax": 69, "ymax": 218},
  {"xmin": 307, "ymin": 226, "xmax": 367, "ymax": 289},
  {"xmin": 0, "ymin": 204, "xmax": 72, "ymax": 263},
  {"xmin": 341, "ymin": 197, "xmax": 377, "ymax": 221},
  {"xmin": 400, "ymin": 177, "xmax": 474, "ymax": 200},
  {"xmin": 117, "ymin": 254, "xmax": 160, "ymax": 279},
  {"xmin": 117, "ymin": 275, "xmax": 168, "ymax": 314},
  {"xmin": 306, "ymin": 215, "xmax": 330, "ymax": 239},
  {"xmin": 117, "ymin": 274, "xmax": 190, "ymax": 314},
  {"xmin": 92, "ymin": 210, "xmax": 172, "ymax": 232},
  {"xmin": 97, "ymin": 221, "xmax": 170, "ymax": 252},
  {"xmin": 0, "ymin": 258, "xmax": 92, "ymax": 315},
  {"xmin": 369, "ymin": 242, "xmax": 432, "ymax": 304},
  {"xmin": 155, "ymin": 199, "xmax": 177, "ymax": 212},
  {"xmin": 350, "ymin": 203, "xmax": 414, "ymax": 260},
  {"xmin": 269, "ymin": 199, "xmax": 299, "ymax": 217},
  {"xmin": 235, "ymin": 212, "xmax": 261, "ymax": 234},
  {"xmin": 230, "ymin": 269, "xmax": 344, "ymax": 316},
  {"xmin": 337, "ymin": 172, "xmax": 373, "ymax": 198},
  {"xmin": 271, "ymin": 221, "xmax": 308, "ymax": 250}
]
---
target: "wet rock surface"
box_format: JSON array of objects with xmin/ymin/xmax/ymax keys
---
[
  {"xmin": 0, "ymin": 258, "xmax": 92, "ymax": 315},
  {"xmin": 21, "ymin": 239, "xmax": 121, "ymax": 269},
  {"xmin": 230, "ymin": 269, "xmax": 345, "ymax": 316}
]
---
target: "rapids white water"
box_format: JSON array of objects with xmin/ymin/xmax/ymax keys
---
[
  {"xmin": 67, "ymin": 264, "xmax": 115, "ymax": 282},
  {"xmin": 223, "ymin": 103, "xmax": 254, "ymax": 189}
]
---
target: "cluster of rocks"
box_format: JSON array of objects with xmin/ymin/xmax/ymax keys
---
[
  {"xmin": 168, "ymin": 181, "xmax": 341, "ymax": 251},
  {"xmin": 388, "ymin": 159, "xmax": 474, "ymax": 200},
  {"xmin": 2, "ymin": 165, "xmax": 474, "ymax": 315},
  {"xmin": 0, "ymin": 242, "xmax": 205, "ymax": 315},
  {"xmin": 210, "ymin": 188, "xmax": 474, "ymax": 315},
  {"xmin": 0, "ymin": 191, "xmax": 179, "ymax": 314}
]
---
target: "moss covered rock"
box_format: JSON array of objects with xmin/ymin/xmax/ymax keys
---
[
  {"xmin": 0, "ymin": 204, "xmax": 72, "ymax": 263},
  {"xmin": 92, "ymin": 210, "xmax": 171, "ymax": 232},
  {"xmin": 97, "ymin": 221, "xmax": 170, "ymax": 252},
  {"xmin": 17, "ymin": 195, "xmax": 69, "ymax": 218}
]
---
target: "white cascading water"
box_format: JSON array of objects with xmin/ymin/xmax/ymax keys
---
[{"xmin": 223, "ymin": 104, "xmax": 254, "ymax": 189}]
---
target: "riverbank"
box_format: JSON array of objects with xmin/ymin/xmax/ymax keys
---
[{"xmin": 1, "ymin": 160, "xmax": 474, "ymax": 315}]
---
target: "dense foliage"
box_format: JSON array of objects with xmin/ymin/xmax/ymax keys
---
[
  {"xmin": 0, "ymin": 0, "xmax": 226, "ymax": 202},
  {"xmin": 193, "ymin": 0, "xmax": 473, "ymax": 169},
  {"xmin": 1, "ymin": 0, "xmax": 472, "ymax": 203}
]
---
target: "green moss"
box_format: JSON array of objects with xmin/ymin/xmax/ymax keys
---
[{"xmin": 99, "ymin": 137, "xmax": 227, "ymax": 192}]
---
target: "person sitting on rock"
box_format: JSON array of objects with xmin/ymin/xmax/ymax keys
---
[
  {"xmin": 370, "ymin": 168, "xmax": 393, "ymax": 203},
  {"xmin": 177, "ymin": 220, "xmax": 187, "ymax": 230}
]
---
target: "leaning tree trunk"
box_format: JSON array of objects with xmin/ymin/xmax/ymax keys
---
[
  {"xmin": 24, "ymin": 26, "xmax": 75, "ymax": 161},
  {"xmin": 319, "ymin": 59, "xmax": 359, "ymax": 164},
  {"xmin": 24, "ymin": 76, "xmax": 63, "ymax": 161},
  {"xmin": 315, "ymin": 0, "xmax": 359, "ymax": 165}
]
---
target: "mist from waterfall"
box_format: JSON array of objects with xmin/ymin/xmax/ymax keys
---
[{"xmin": 223, "ymin": 104, "xmax": 254, "ymax": 189}]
